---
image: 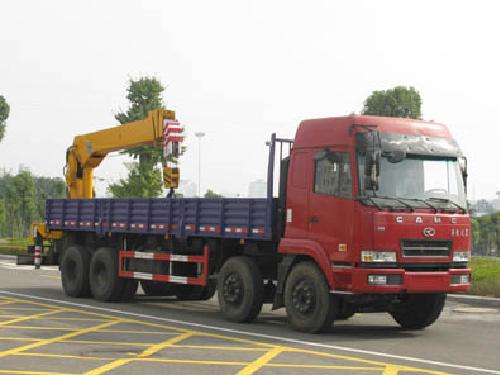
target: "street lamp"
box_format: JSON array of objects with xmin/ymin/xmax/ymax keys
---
[{"xmin": 194, "ymin": 132, "xmax": 205, "ymax": 197}]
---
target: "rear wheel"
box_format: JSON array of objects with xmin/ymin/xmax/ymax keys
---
[
  {"xmin": 284, "ymin": 262, "xmax": 335, "ymax": 333},
  {"xmin": 218, "ymin": 256, "xmax": 263, "ymax": 322},
  {"xmin": 390, "ymin": 293, "xmax": 446, "ymax": 330},
  {"xmin": 89, "ymin": 247, "xmax": 127, "ymax": 302},
  {"xmin": 141, "ymin": 281, "xmax": 176, "ymax": 296},
  {"xmin": 60, "ymin": 245, "xmax": 91, "ymax": 298}
]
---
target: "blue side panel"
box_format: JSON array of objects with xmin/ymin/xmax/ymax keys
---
[{"xmin": 46, "ymin": 198, "xmax": 275, "ymax": 241}]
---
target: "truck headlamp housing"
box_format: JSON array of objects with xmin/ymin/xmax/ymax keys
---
[
  {"xmin": 361, "ymin": 251, "xmax": 397, "ymax": 263},
  {"xmin": 453, "ymin": 251, "xmax": 470, "ymax": 262}
]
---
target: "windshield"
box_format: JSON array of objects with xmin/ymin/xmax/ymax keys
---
[{"xmin": 358, "ymin": 155, "xmax": 467, "ymax": 210}]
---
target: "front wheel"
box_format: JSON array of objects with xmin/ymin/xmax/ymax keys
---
[
  {"xmin": 217, "ymin": 256, "xmax": 263, "ymax": 322},
  {"xmin": 390, "ymin": 293, "xmax": 446, "ymax": 330},
  {"xmin": 284, "ymin": 262, "xmax": 335, "ymax": 333}
]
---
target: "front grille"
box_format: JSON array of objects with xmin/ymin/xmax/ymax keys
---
[
  {"xmin": 401, "ymin": 263, "xmax": 450, "ymax": 272},
  {"xmin": 401, "ymin": 240, "xmax": 451, "ymax": 258}
]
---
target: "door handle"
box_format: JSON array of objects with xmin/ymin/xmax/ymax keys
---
[{"xmin": 309, "ymin": 217, "xmax": 319, "ymax": 223}]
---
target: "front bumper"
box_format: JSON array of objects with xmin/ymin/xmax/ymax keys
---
[{"xmin": 332, "ymin": 267, "xmax": 471, "ymax": 294}]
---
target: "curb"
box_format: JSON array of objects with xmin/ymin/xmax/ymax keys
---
[
  {"xmin": 0, "ymin": 254, "xmax": 16, "ymax": 261},
  {"xmin": 448, "ymin": 294, "xmax": 500, "ymax": 308}
]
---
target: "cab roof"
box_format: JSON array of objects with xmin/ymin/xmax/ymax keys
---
[{"xmin": 294, "ymin": 115, "xmax": 453, "ymax": 149}]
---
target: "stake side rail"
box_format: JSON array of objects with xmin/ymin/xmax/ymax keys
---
[{"xmin": 45, "ymin": 197, "xmax": 275, "ymax": 241}]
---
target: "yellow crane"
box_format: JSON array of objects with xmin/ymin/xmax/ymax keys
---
[
  {"xmin": 28, "ymin": 108, "xmax": 182, "ymax": 246},
  {"xmin": 65, "ymin": 108, "xmax": 179, "ymax": 199}
]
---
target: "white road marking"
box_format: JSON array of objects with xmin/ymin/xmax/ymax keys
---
[
  {"xmin": 0, "ymin": 261, "xmax": 59, "ymax": 272},
  {"xmin": 0, "ymin": 290, "xmax": 498, "ymax": 374}
]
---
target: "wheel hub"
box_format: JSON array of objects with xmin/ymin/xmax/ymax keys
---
[
  {"xmin": 291, "ymin": 280, "xmax": 315, "ymax": 314},
  {"xmin": 223, "ymin": 273, "xmax": 243, "ymax": 304}
]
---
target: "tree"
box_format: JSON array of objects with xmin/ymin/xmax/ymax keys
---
[
  {"xmin": 108, "ymin": 77, "xmax": 166, "ymax": 198},
  {"xmin": 3, "ymin": 169, "xmax": 36, "ymax": 238},
  {"xmin": 0, "ymin": 170, "xmax": 65, "ymax": 238},
  {"xmin": 0, "ymin": 95, "xmax": 10, "ymax": 142},
  {"xmin": 204, "ymin": 189, "xmax": 223, "ymax": 198},
  {"xmin": 362, "ymin": 86, "xmax": 422, "ymax": 119},
  {"xmin": 108, "ymin": 163, "xmax": 163, "ymax": 198}
]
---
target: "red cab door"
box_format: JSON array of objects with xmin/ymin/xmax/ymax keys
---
[{"xmin": 307, "ymin": 147, "xmax": 354, "ymax": 261}]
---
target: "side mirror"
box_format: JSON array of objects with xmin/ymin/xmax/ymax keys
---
[
  {"xmin": 365, "ymin": 146, "xmax": 380, "ymax": 190},
  {"xmin": 459, "ymin": 156, "xmax": 468, "ymax": 193}
]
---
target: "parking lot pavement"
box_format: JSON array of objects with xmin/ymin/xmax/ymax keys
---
[{"xmin": 0, "ymin": 293, "xmax": 460, "ymax": 375}]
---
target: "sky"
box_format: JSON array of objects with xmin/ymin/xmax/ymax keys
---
[{"xmin": 0, "ymin": 0, "xmax": 499, "ymax": 199}]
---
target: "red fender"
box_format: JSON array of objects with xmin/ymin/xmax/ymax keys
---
[{"xmin": 278, "ymin": 238, "xmax": 334, "ymax": 289}]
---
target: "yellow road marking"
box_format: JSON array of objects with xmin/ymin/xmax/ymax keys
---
[
  {"xmin": 236, "ymin": 346, "xmax": 285, "ymax": 375},
  {"xmin": 14, "ymin": 351, "xmax": 117, "ymax": 361},
  {"xmin": 63, "ymin": 339, "xmax": 154, "ymax": 347},
  {"xmin": 85, "ymin": 331, "xmax": 194, "ymax": 374},
  {"xmin": 133, "ymin": 357, "xmax": 249, "ymax": 366},
  {"xmin": 0, "ymin": 319, "xmax": 123, "ymax": 358},
  {"xmin": 174, "ymin": 344, "xmax": 267, "ymax": 351},
  {"xmin": 0, "ymin": 308, "xmax": 66, "ymax": 327},
  {"xmin": 0, "ymin": 325, "xmax": 76, "ymax": 331},
  {"xmin": 98, "ymin": 329, "xmax": 178, "ymax": 335},
  {"xmin": 0, "ymin": 307, "xmax": 52, "ymax": 311},
  {"xmin": 0, "ymin": 371, "xmax": 74, "ymax": 375},
  {"xmin": 0, "ymin": 295, "xmax": 454, "ymax": 375},
  {"xmin": 139, "ymin": 331, "xmax": 193, "ymax": 357},
  {"xmin": 268, "ymin": 363, "xmax": 383, "ymax": 370},
  {"xmin": 0, "ymin": 336, "xmax": 40, "ymax": 342}
]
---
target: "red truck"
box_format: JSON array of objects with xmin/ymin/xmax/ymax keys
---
[{"xmin": 38, "ymin": 113, "xmax": 472, "ymax": 333}]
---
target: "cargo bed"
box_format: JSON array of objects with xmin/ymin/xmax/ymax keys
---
[{"xmin": 46, "ymin": 198, "xmax": 275, "ymax": 241}]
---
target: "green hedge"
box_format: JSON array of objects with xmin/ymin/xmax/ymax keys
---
[{"xmin": 469, "ymin": 257, "xmax": 500, "ymax": 298}]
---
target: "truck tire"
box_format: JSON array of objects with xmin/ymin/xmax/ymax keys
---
[
  {"xmin": 284, "ymin": 261, "xmax": 335, "ymax": 333},
  {"xmin": 61, "ymin": 245, "xmax": 91, "ymax": 298},
  {"xmin": 390, "ymin": 293, "xmax": 446, "ymax": 330},
  {"xmin": 218, "ymin": 256, "xmax": 263, "ymax": 323},
  {"xmin": 141, "ymin": 281, "xmax": 176, "ymax": 296},
  {"xmin": 175, "ymin": 280, "xmax": 216, "ymax": 301},
  {"xmin": 89, "ymin": 247, "xmax": 127, "ymax": 302}
]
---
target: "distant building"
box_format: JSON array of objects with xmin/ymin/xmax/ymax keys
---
[
  {"xmin": 178, "ymin": 180, "xmax": 197, "ymax": 198},
  {"xmin": 492, "ymin": 191, "xmax": 500, "ymax": 211},
  {"xmin": 248, "ymin": 179, "xmax": 266, "ymax": 198}
]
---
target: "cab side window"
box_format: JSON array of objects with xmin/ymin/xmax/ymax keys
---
[{"xmin": 314, "ymin": 152, "xmax": 352, "ymax": 198}]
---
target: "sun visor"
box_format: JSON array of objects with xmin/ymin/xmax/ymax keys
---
[{"xmin": 357, "ymin": 132, "xmax": 460, "ymax": 157}]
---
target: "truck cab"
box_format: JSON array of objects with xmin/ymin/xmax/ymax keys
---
[{"xmin": 277, "ymin": 115, "xmax": 470, "ymax": 330}]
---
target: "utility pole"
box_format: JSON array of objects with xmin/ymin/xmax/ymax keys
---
[{"xmin": 194, "ymin": 132, "xmax": 206, "ymax": 197}]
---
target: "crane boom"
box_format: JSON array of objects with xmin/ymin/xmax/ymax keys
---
[{"xmin": 65, "ymin": 109, "xmax": 176, "ymax": 198}]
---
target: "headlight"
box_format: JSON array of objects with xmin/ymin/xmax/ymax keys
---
[
  {"xmin": 453, "ymin": 251, "xmax": 470, "ymax": 262},
  {"xmin": 361, "ymin": 251, "xmax": 397, "ymax": 262},
  {"xmin": 451, "ymin": 274, "xmax": 470, "ymax": 285}
]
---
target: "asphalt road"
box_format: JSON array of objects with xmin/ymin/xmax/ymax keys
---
[{"xmin": 0, "ymin": 257, "xmax": 498, "ymax": 375}]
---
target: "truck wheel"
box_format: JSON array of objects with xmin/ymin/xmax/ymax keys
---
[
  {"xmin": 141, "ymin": 281, "xmax": 176, "ymax": 296},
  {"xmin": 61, "ymin": 245, "xmax": 91, "ymax": 298},
  {"xmin": 89, "ymin": 247, "xmax": 126, "ymax": 302},
  {"xmin": 284, "ymin": 261, "xmax": 335, "ymax": 333},
  {"xmin": 390, "ymin": 293, "xmax": 446, "ymax": 330},
  {"xmin": 218, "ymin": 256, "xmax": 263, "ymax": 322},
  {"xmin": 175, "ymin": 280, "xmax": 216, "ymax": 301}
]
